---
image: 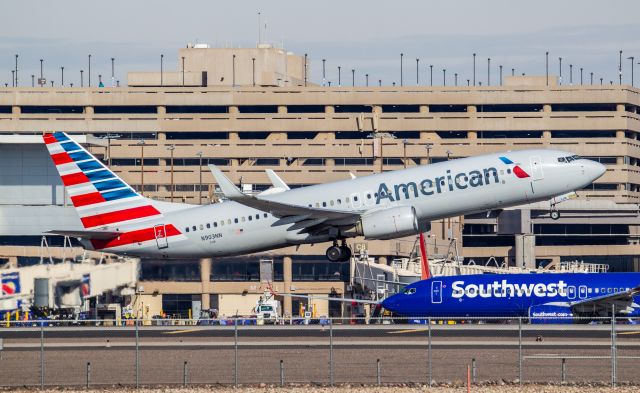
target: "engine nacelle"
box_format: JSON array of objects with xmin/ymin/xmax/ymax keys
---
[{"xmin": 355, "ymin": 206, "xmax": 419, "ymax": 240}]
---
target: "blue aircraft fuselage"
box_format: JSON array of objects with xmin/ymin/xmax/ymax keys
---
[{"xmin": 381, "ymin": 273, "xmax": 640, "ymax": 320}]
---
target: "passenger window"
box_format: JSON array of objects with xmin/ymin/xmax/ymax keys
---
[
  {"xmin": 354, "ymin": 196, "xmax": 359, "ymax": 201},
  {"xmin": 234, "ymin": 218, "xmax": 239, "ymax": 224},
  {"xmin": 214, "ymin": 222, "xmax": 218, "ymax": 227},
  {"xmin": 367, "ymin": 194, "xmax": 371, "ymax": 199},
  {"xmin": 192, "ymin": 226, "xmax": 196, "ymax": 231},
  {"xmin": 322, "ymin": 201, "xmax": 327, "ymax": 207},
  {"xmin": 220, "ymin": 220, "xmax": 224, "ymax": 226},
  {"xmin": 227, "ymin": 219, "xmax": 231, "ymax": 225},
  {"xmin": 507, "ymin": 168, "xmax": 512, "ymax": 174},
  {"xmin": 199, "ymin": 224, "xmax": 204, "ymax": 230},
  {"xmin": 256, "ymin": 214, "xmax": 260, "ymax": 219},
  {"xmin": 264, "ymin": 213, "xmax": 268, "ymax": 218},
  {"xmin": 346, "ymin": 197, "xmax": 350, "ymax": 203},
  {"xmin": 241, "ymin": 217, "xmax": 245, "ymax": 222},
  {"xmin": 315, "ymin": 202, "xmax": 320, "ymax": 207},
  {"xmin": 248, "ymin": 215, "xmax": 252, "ymax": 221},
  {"xmin": 185, "ymin": 227, "xmax": 190, "ymax": 233},
  {"xmin": 206, "ymin": 223, "xmax": 210, "ymax": 229},
  {"xmin": 330, "ymin": 200, "xmax": 334, "ymax": 206},
  {"xmin": 337, "ymin": 199, "xmax": 341, "ymax": 204}
]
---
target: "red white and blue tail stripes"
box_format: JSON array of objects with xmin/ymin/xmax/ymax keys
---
[{"xmin": 43, "ymin": 132, "xmax": 184, "ymax": 251}]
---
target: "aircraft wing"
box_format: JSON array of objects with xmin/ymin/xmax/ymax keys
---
[
  {"xmin": 46, "ymin": 230, "xmax": 120, "ymax": 240},
  {"xmin": 209, "ymin": 165, "xmax": 361, "ymax": 221},
  {"xmin": 569, "ymin": 285, "xmax": 640, "ymax": 315}
]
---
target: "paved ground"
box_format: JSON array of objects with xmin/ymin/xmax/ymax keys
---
[{"xmin": 0, "ymin": 324, "xmax": 638, "ymax": 387}]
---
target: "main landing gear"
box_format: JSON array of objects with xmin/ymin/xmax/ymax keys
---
[
  {"xmin": 550, "ymin": 209, "xmax": 561, "ymax": 220},
  {"xmin": 326, "ymin": 240, "xmax": 352, "ymax": 262}
]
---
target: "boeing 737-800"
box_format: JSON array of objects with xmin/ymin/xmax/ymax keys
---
[{"xmin": 43, "ymin": 132, "xmax": 605, "ymax": 261}]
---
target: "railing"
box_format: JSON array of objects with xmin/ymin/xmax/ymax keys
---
[{"xmin": 0, "ymin": 316, "xmax": 637, "ymax": 388}]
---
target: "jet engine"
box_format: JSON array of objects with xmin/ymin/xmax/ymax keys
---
[{"xmin": 355, "ymin": 206, "xmax": 419, "ymax": 240}]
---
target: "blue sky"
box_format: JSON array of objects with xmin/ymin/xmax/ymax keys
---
[{"xmin": 2, "ymin": 0, "xmax": 640, "ymax": 86}]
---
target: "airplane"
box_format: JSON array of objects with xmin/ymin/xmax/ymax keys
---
[
  {"xmin": 42, "ymin": 131, "xmax": 605, "ymax": 261},
  {"xmin": 380, "ymin": 273, "xmax": 640, "ymax": 323}
]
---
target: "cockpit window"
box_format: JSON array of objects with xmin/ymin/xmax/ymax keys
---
[
  {"xmin": 403, "ymin": 287, "xmax": 417, "ymax": 295},
  {"xmin": 558, "ymin": 155, "xmax": 581, "ymax": 163}
]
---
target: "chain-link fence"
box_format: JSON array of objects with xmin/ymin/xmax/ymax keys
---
[{"xmin": 0, "ymin": 317, "xmax": 638, "ymax": 387}]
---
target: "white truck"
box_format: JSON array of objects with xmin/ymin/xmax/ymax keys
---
[{"xmin": 253, "ymin": 293, "xmax": 281, "ymax": 324}]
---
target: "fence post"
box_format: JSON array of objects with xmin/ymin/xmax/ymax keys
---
[
  {"xmin": 471, "ymin": 357, "xmax": 477, "ymax": 383},
  {"xmin": 40, "ymin": 321, "xmax": 44, "ymax": 389},
  {"xmin": 86, "ymin": 362, "xmax": 91, "ymax": 388},
  {"xmin": 135, "ymin": 318, "xmax": 139, "ymax": 388},
  {"xmin": 561, "ymin": 358, "xmax": 566, "ymax": 383},
  {"xmin": 376, "ymin": 358, "xmax": 381, "ymax": 386},
  {"xmin": 427, "ymin": 317, "xmax": 432, "ymax": 386},
  {"xmin": 611, "ymin": 305, "xmax": 616, "ymax": 387},
  {"xmin": 329, "ymin": 319, "xmax": 334, "ymax": 386},
  {"xmin": 183, "ymin": 361, "xmax": 188, "ymax": 387},
  {"xmin": 280, "ymin": 359, "xmax": 284, "ymax": 387},
  {"xmin": 234, "ymin": 321, "xmax": 239, "ymax": 387},
  {"xmin": 518, "ymin": 317, "xmax": 522, "ymax": 385}
]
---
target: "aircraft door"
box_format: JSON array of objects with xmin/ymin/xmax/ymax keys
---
[
  {"xmin": 431, "ymin": 280, "xmax": 443, "ymax": 304},
  {"xmin": 567, "ymin": 285, "xmax": 576, "ymax": 300},
  {"xmin": 154, "ymin": 224, "xmax": 169, "ymax": 249},
  {"xmin": 578, "ymin": 285, "xmax": 587, "ymax": 299},
  {"xmin": 530, "ymin": 156, "xmax": 543, "ymax": 180}
]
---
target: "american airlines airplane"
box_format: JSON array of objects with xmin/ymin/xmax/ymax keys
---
[
  {"xmin": 43, "ymin": 132, "xmax": 605, "ymax": 261},
  {"xmin": 381, "ymin": 273, "xmax": 640, "ymax": 323}
]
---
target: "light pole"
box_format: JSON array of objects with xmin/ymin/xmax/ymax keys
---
[
  {"xmin": 590, "ymin": 72, "xmax": 594, "ymax": 85},
  {"xmin": 160, "ymin": 54, "xmax": 164, "ymax": 86},
  {"xmin": 40, "ymin": 59, "xmax": 44, "ymax": 82},
  {"xmin": 619, "ymin": 50, "xmax": 623, "ymax": 85},
  {"xmin": 88, "ymin": 54, "xmax": 91, "ymax": 87},
  {"xmin": 338, "ymin": 66, "xmax": 341, "ymax": 86},
  {"xmin": 182, "ymin": 56, "xmax": 186, "ymax": 86},
  {"xmin": 80, "ymin": 70, "xmax": 84, "ymax": 87},
  {"xmin": 400, "ymin": 53, "xmax": 403, "ymax": 86},
  {"xmin": 31, "ymin": 74, "xmax": 34, "ymax": 87},
  {"xmin": 137, "ymin": 139, "xmax": 146, "ymax": 195},
  {"xmin": 425, "ymin": 143, "xmax": 433, "ymax": 164},
  {"xmin": 14, "ymin": 54, "xmax": 18, "ymax": 87},
  {"xmin": 569, "ymin": 64, "xmax": 573, "ymax": 85},
  {"xmin": 111, "ymin": 58, "xmax": 115, "ymax": 87},
  {"xmin": 429, "ymin": 65, "xmax": 433, "ymax": 86},
  {"xmin": 196, "ymin": 151, "xmax": 203, "ymax": 204},
  {"xmin": 545, "ymin": 51, "xmax": 549, "ymax": 86},
  {"xmin": 454, "ymin": 73, "xmax": 458, "ymax": 86},
  {"xmin": 365, "ymin": 73, "xmax": 369, "ymax": 87},
  {"xmin": 402, "ymin": 139, "xmax": 408, "ymax": 169},
  {"xmin": 61, "ymin": 66, "xmax": 64, "ymax": 86},
  {"xmin": 232, "ymin": 53, "xmax": 236, "ymax": 87},
  {"xmin": 472, "ymin": 53, "xmax": 476, "ymax": 86},
  {"xmin": 628, "ymin": 57, "xmax": 635, "ymax": 86},
  {"xmin": 11, "ymin": 71, "xmax": 14, "ymax": 87},
  {"xmin": 166, "ymin": 145, "xmax": 175, "ymax": 202},
  {"xmin": 559, "ymin": 57, "xmax": 562, "ymax": 85},
  {"xmin": 304, "ymin": 53, "xmax": 308, "ymax": 87},
  {"xmin": 487, "ymin": 57, "xmax": 491, "ymax": 86},
  {"xmin": 322, "ymin": 59, "xmax": 326, "ymax": 86},
  {"xmin": 580, "ymin": 67, "xmax": 583, "ymax": 85},
  {"xmin": 252, "ymin": 57, "xmax": 256, "ymax": 87},
  {"xmin": 416, "ymin": 58, "xmax": 419, "ymax": 85},
  {"xmin": 351, "ymin": 69, "xmax": 355, "ymax": 87},
  {"xmin": 442, "ymin": 69, "xmax": 446, "ymax": 86},
  {"xmin": 499, "ymin": 65, "xmax": 503, "ymax": 86}
]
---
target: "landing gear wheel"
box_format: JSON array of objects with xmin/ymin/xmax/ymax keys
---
[
  {"xmin": 326, "ymin": 245, "xmax": 343, "ymax": 262},
  {"xmin": 550, "ymin": 210, "xmax": 560, "ymax": 220},
  {"xmin": 339, "ymin": 245, "xmax": 352, "ymax": 261}
]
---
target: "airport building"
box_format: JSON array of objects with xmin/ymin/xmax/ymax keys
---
[{"xmin": 2, "ymin": 44, "xmax": 640, "ymax": 318}]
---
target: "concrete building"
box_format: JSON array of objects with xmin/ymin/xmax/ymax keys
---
[{"xmin": 1, "ymin": 45, "xmax": 640, "ymax": 318}]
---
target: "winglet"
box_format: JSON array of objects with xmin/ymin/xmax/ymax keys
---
[
  {"xmin": 349, "ymin": 171, "xmax": 357, "ymax": 179},
  {"xmin": 265, "ymin": 169, "xmax": 290, "ymax": 190},
  {"xmin": 208, "ymin": 165, "xmax": 246, "ymax": 199}
]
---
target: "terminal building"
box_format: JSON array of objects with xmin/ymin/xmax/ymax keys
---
[{"xmin": 1, "ymin": 44, "xmax": 640, "ymax": 318}]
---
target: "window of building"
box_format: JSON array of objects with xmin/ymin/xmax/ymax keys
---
[
  {"xmin": 381, "ymin": 105, "xmax": 421, "ymax": 113},
  {"xmin": 161, "ymin": 294, "xmax": 201, "ymax": 318},
  {"xmin": 21, "ymin": 106, "xmax": 84, "ymax": 114},
  {"xmin": 429, "ymin": 105, "xmax": 468, "ymax": 113},
  {"xmin": 287, "ymin": 132, "xmax": 319, "ymax": 139},
  {"xmin": 551, "ymin": 130, "xmax": 617, "ymax": 138},
  {"xmin": 291, "ymin": 258, "xmax": 350, "ymax": 281},
  {"xmin": 477, "ymin": 104, "xmax": 544, "ymax": 112},
  {"xmin": 303, "ymin": 158, "xmax": 325, "ymax": 166},
  {"xmin": 335, "ymin": 131, "xmax": 367, "ymax": 139},
  {"xmin": 255, "ymin": 158, "xmax": 280, "ymax": 166},
  {"xmin": 140, "ymin": 262, "xmax": 201, "ymax": 282},
  {"xmin": 435, "ymin": 131, "xmax": 467, "ymax": 139},
  {"xmin": 551, "ymin": 103, "xmax": 617, "ymax": 112},
  {"xmin": 211, "ymin": 261, "xmax": 260, "ymax": 281},
  {"xmin": 238, "ymin": 105, "xmax": 278, "ymax": 113},
  {"xmin": 287, "ymin": 105, "xmax": 326, "ymax": 113},
  {"xmin": 237, "ymin": 131, "xmax": 270, "ymax": 139},
  {"xmin": 334, "ymin": 105, "xmax": 372, "ymax": 113},
  {"xmin": 478, "ymin": 131, "xmax": 543, "ymax": 139},
  {"xmin": 94, "ymin": 106, "xmax": 157, "ymax": 114},
  {"xmin": 165, "ymin": 105, "xmax": 229, "ymax": 114},
  {"xmin": 165, "ymin": 132, "xmax": 229, "ymax": 140}
]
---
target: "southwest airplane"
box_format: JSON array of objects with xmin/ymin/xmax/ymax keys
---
[
  {"xmin": 43, "ymin": 131, "xmax": 605, "ymax": 261},
  {"xmin": 381, "ymin": 273, "xmax": 640, "ymax": 323}
]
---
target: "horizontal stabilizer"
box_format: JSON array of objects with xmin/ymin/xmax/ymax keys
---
[
  {"xmin": 46, "ymin": 230, "xmax": 120, "ymax": 240},
  {"xmin": 265, "ymin": 169, "xmax": 290, "ymax": 190}
]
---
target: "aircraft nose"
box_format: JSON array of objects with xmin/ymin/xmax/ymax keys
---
[
  {"xmin": 583, "ymin": 160, "xmax": 606, "ymax": 181},
  {"xmin": 381, "ymin": 294, "xmax": 400, "ymax": 313}
]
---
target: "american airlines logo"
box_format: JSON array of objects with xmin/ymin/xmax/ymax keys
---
[
  {"xmin": 376, "ymin": 166, "xmax": 501, "ymax": 204},
  {"xmin": 451, "ymin": 280, "xmax": 569, "ymax": 299}
]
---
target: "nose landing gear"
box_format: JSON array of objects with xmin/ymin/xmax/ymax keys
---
[{"xmin": 326, "ymin": 240, "xmax": 352, "ymax": 262}]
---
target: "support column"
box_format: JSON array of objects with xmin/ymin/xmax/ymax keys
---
[
  {"xmin": 200, "ymin": 258, "xmax": 212, "ymax": 310},
  {"xmin": 283, "ymin": 256, "xmax": 293, "ymax": 317},
  {"xmin": 514, "ymin": 234, "xmax": 536, "ymax": 269},
  {"xmin": 468, "ymin": 131, "xmax": 477, "ymax": 139},
  {"xmin": 377, "ymin": 256, "xmax": 388, "ymax": 266},
  {"xmin": 11, "ymin": 106, "xmax": 20, "ymax": 117}
]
